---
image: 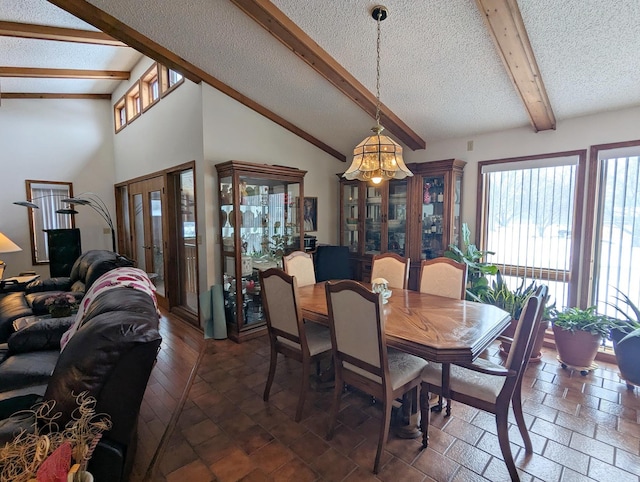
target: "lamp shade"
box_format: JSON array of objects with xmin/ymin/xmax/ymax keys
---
[
  {"xmin": 0, "ymin": 232, "xmax": 22, "ymax": 254},
  {"xmin": 344, "ymin": 129, "xmax": 412, "ymax": 184}
]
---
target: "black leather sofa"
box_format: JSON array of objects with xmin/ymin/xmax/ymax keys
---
[
  {"xmin": 0, "ymin": 286, "xmax": 161, "ymax": 482},
  {"xmin": 0, "ymin": 249, "xmax": 133, "ymax": 343}
]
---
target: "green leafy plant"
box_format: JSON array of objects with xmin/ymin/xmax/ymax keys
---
[
  {"xmin": 471, "ymin": 272, "xmax": 538, "ymax": 320},
  {"xmin": 606, "ymin": 288, "xmax": 640, "ymax": 344},
  {"xmin": 444, "ymin": 223, "xmax": 498, "ymax": 298},
  {"xmin": 551, "ymin": 306, "xmax": 617, "ymax": 338}
]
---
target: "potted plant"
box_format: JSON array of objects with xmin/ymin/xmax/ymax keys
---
[
  {"xmin": 551, "ymin": 306, "xmax": 616, "ymax": 375},
  {"xmin": 607, "ymin": 289, "xmax": 640, "ymax": 389},
  {"xmin": 471, "ymin": 273, "xmax": 549, "ymax": 363}
]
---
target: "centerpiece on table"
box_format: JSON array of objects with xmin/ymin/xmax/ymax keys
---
[{"xmin": 45, "ymin": 293, "xmax": 78, "ymax": 318}]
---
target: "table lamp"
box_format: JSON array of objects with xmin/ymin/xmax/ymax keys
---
[{"xmin": 0, "ymin": 232, "xmax": 22, "ymax": 279}]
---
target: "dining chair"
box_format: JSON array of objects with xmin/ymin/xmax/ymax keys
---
[
  {"xmin": 259, "ymin": 268, "xmax": 332, "ymax": 422},
  {"xmin": 420, "ymin": 286, "xmax": 546, "ymax": 481},
  {"xmin": 283, "ymin": 250, "xmax": 316, "ymax": 287},
  {"xmin": 418, "ymin": 257, "xmax": 467, "ymax": 299},
  {"xmin": 418, "ymin": 257, "xmax": 467, "ymax": 413},
  {"xmin": 325, "ymin": 280, "xmax": 428, "ymax": 474},
  {"xmin": 370, "ymin": 252, "xmax": 410, "ymax": 289}
]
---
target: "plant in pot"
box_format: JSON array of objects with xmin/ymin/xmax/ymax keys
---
[
  {"xmin": 607, "ymin": 289, "xmax": 640, "ymax": 389},
  {"xmin": 551, "ymin": 306, "xmax": 616, "ymax": 375},
  {"xmin": 444, "ymin": 223, "xmax": 498, "ymax": 299},
  {"xmin": 471, "ymin": 272, "xmax": 550, "ymax": 363}
]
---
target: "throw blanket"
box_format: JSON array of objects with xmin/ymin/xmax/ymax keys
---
[{"xmin": 60, "ymin": 267, "xmax": 159, "ymax": 351}]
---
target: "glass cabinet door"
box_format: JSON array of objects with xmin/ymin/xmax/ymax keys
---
[
  {"xmin": 387, "ymin": 180, "xmax": 408, "ymax": 256},
  {"xmin": 342, "ymin": 182, "xmax": 360, "ymax": 253},
  {"xmin": 420, "ymin": 175, "xmax": 446, "ymax": 259},
  {"xmin": 365, "ymin": 185, "xmax": 383, "ymax": 254}
]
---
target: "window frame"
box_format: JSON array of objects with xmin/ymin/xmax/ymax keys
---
[
  {"xmin": 141, "ymin": 62, "xmax": 160, "ymax": 113},
  {"xmin": 125, "ymin": 80, "xmax": 142, "ymax": 123},
  {"xmin": 476, "ymin": 150, "xmax": 587, "ymax": 308},
  {"xmin": 160, "ymin": 65, "xmax": 184, "ymax": 97},
  {"xmin": 114, "ymin": 95, "xmax": 126, "ymax": 133},
  {"xmin": 25, "ymin": 180, "xmax": 75, "ymax": 265}
]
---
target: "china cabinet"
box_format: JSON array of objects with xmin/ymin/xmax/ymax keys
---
[
  {"xmin": 338, "ymin": 159, "xmax": 465, "ymax": 289},
  {"xmin": 216, "ymin": 161, "xmax": 306, "ymax": 342}
]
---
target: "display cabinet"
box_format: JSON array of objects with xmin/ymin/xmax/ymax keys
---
[
  {"xmin": 216, "ymin": 161, "xmax": 306, "ymax": 342},
  {"xmin": 338, "ymin": 159, "xmax": 464, "ymax": 288}
]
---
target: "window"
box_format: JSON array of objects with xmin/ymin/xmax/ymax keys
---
[
  {"xmin": 478, "ymin": 151, "xmax": 586, "ymax": 309},
  {"xmin": 141, "ymin": 63, "xmax": 160, "ymax": 112},
  {"xmin": 160, "ymin": 65, "xmax": 184, "ymax": 96},
  {"xmin": 114, "ymin": 96, "xmax": 126, "ymax": 132},
  {"xmin": 585, "ymin": 141, "xmax": 640, "ymax": 319},
  {"xmin": 125, "ymin": 81, "xmax": 141, "ymax": 122},
  {"xmin": 24, "ymin": 180, "xmax": 75, "ymax": 264}
]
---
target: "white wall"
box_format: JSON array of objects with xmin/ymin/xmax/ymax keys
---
[
  {"xmin": 421, "ymin": 106, "xmax": 640, "ymax": 239},
  {"xmin": 0, "ymin": 98, "xmax": 115, "ymax": 277},
  {"xmin": 201, "ymin": 84, "xmax": 345, "ymax": 288}
]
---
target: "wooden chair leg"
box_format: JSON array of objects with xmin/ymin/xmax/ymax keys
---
[
  {"xmin": 419, "ymin": 384, "xmax": 430, "ymax": 449},
  {"xmin": 512, "ymin": 389, "xmax": 532, "ymax": 453},
  {"xmin": 295, "ymin": 359, "xmax": 311, "ymax": 422},
  {"xmin": 374, "ymin": 399, "xmax": 393, "ymax": 474},
  {"xmin": 496, "ymin": 410, "xmax": 519, "ymax": 481},
  {"xmin": 263, "ymin": 344, "xmax": 278, "ymax": 402},
  {"xmin": 445, "ymin": 397, "xmax": 452, "ymax": 417},
  {"xmin": 326, "ymin": 374, "xmax": 343, "ymax": 440}
]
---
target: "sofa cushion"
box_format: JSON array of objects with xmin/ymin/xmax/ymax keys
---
[
  {"xmin": 70, "ymin": 250, "xmax": 134, "ymax": 292},
  {"xmin": 0, "ymin": 292, "xmax": 33, "ymax": 343},
  {"xmin": 25, "ymin": 291, "xmax": 83, "ymax": 315},
  {"xmin": 0, "ymin": 350, "xmax": 59, "ymax": 392},
  {"xmin": 7, "ymin": 316, "xmax": 75, "ymax": 354}
]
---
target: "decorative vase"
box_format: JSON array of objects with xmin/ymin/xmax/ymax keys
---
[
  {"xmin": 552, "ymin": 324, "xmax": 601, "ymax": 372},
  {"xmin": 68, "ymin": 470, "xmax": 93, "ymax": 482},
  {"xmin": 50, "ymin": 306, "xmax": 73, "ymax": 318}
]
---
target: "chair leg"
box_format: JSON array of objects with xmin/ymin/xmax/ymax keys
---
[
  {"xmin": 326, "ymin": 374, "xmax": 343, "ymax": 440},
  {"xmin": 295, "ymin": 359, "xmax": 311, "ymax": 422},
  {"xmin": 374, "ymin": 399, "xmax": 393, "ymax": 474},
  {"xmin": 512, "ymin": 389, "xmax": 532, "ymax": 453},
  {"xmin": 263, "ymin": 344, "xmax": 278, "ymax": 402},
  {"xmin": 445, "ymin": 397, "xmax": 452, "ymax": 417},
  {"xmin": 496, "ymin": 410, "xmax": 519, "ymax": 481},
  {"xmin": 419, "ymin": 384, "xmax": 430, "ymax": 449}
]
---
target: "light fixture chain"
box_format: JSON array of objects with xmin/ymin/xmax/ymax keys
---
[{"xmin": 375, "ymin": 8, "xmax": 382, "ymax": 127}]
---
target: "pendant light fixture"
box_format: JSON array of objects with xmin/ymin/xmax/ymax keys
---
[{"xmin": 343, "ymin": 5, "xmax": 413, "ymax": 185}]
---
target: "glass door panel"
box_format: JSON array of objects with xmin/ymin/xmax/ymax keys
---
[
  {"xmin": 133, "ymin": 193, "xmax": 146, "ymax": 271},
  {"xmin": 342, "ymin": 183, "xmax": 359, "ymax": 253},
  {"xmin": 365, "ymin": 185, "xmax": 383, "ymax": 254},
  {"xmin": 149, "ymin": 190, "xmax": 165, "ymax": 297},
  {"xmin": 421, "ymin": 175, "xmax": 445, "ymax": 259},
  {"xmin": 387, "ymin": 180, "xmax": 408, "ymax": 256}
]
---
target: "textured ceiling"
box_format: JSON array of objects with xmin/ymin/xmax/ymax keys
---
[{"xmin": 2, "ymin": 0, "xmax": 639, "ymax": 160}]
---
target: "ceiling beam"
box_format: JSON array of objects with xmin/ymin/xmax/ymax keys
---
[
  {"xmin": 229, "ymin": 0, "xmax": 426, "ymax": 151},
  {"xmin": 47, "ymin": 0, "xmax": 346, "ymax": 162},
  {"xmin": 0, "ymin": 20, "xmax": 126, "ymax": 46},
  {"xmin": 1, "ymin": 93, "xmax": 111, "ymax": 99},
  {"xmin": 0, "ymin": 67, "xmax": 129, "ymax": 80},
  {"xmin": 476, "ymin": 0, "xmax": 556, "ymax": 132}
]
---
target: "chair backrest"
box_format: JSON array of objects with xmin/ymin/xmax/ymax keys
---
[
  {"xmin": 370, "ymin": 253, "xmax": 410, "ymax": 290},
  {"xmin": 418, "ymin": 257, "xmax": 467, "ymax": 299},
  {"xmin": 519, "ymin": 285, "xmax": 549, "ymax": 368},
  {"xmin": 259, "ymin": 268, "xmax": 306, "ymax": 350},
  {"xmin": 325, "ymin": 280, "xmax": 388, "ymax": 385},
  {"xmin": 283, "ymin": 251, "xmax": 316, "ymax": 287},
  {"xmin": 314, "ymin": 245, "xmax": 352, "ymax": 282},
  {"xmin": 504, "ymin": 291, "xmax": 543, "ymax": 377}
]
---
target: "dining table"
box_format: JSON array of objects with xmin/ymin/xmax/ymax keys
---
[{"xmin": 296, "ymin": 281, "xmax": 511, "ymax": 422}]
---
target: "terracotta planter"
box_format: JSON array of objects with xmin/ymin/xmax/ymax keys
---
[
  {"xmin": 552, "ymin": 324, "xmax": 601, "ymax": 373},
  {"xmin": 500, "ymin": 318, "xmax": 549, "ymax": 363}
]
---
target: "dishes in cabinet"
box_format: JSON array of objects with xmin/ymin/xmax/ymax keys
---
[{"xmin": 221, "ymin": 210, "xmax": 228, "ymax": 227}]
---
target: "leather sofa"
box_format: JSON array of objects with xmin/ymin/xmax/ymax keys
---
[
  {"xmin": 0, "ymin": 249, "xmax": 133, "ymax": 343},
  {"xmin": 0, "ymin": 285, "xmax": 161, "ymax": 482}
]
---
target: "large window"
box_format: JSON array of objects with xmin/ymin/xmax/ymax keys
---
[
  {"xmin": 585, "ymin": 141, "xmax": 640, "ymax": 320},
  {"xmin": 478, "ymin": 151, "xmax": 586, "ymax": 309}
]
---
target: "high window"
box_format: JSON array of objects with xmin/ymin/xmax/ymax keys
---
[
  {"xmin": 125, "ymin": 81, "xmax": 141, "ymax": 123},
  {"xmin": 114, "ymin": 96, "xmax": 126, "ymax": 132},
  {"xmin": 141, "ymin": 63, "xmax": 160, "ymax": 112}
]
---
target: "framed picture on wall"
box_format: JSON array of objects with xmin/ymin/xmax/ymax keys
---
[{"xmin": 303, "ymin": 197, "xmax": 317, "ymax": 232}]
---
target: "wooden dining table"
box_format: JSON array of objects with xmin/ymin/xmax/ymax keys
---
[{"xmin": 296, "ymin": 281, "xmax": 511, "ymax": 417}]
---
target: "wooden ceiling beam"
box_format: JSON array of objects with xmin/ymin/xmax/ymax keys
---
[
  {"xmin": 1, "ymin": 93, "xmax": 111, "ymax": 99},
  {"xmin": 47, "ymin": 0, "xmax": 346, "ymax": 162},
  {"xmin": 0, "ymin": 20, "xmax": 126, "ymax": 46},
  {"xmin": 0, "ymin": 67, "xmax": 129, "ymax": 80},
  {"xmin": 476, "ymin": 0, "xmax": 556, "ymax": 132},
  {"xmin": 230, "ymin": 0, "xmax": 425, "ymax": 151}
]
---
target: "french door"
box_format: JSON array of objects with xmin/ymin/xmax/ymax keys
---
[{"xmin": 129, "ymin": 176, "xmax": 167, "ymax": 308}]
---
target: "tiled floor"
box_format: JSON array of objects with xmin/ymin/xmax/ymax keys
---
[{"xmin": 139, "ymin": 315, "xmax": 640, "ymax": 481}]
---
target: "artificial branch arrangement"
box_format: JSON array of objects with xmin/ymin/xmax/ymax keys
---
[
  {"xmin": 0, "ymin": 392, "xmax": 111, "ymax": 482},
  {"xmin": 44, "ymin": 293, "xmax": 78, "ymax": 318}
]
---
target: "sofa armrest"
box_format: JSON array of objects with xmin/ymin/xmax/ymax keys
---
[
  {"xmin": 7, "ymin": 317, "xmax": 75, "ymax": 354},
  {"xmin": 26, "ymin": 277, "xmax": 73, "ymax": 294}
]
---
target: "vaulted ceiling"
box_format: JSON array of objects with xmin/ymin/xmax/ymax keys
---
[{"xmin": 1, "ymin": 0, "xmax": 639, "ymax": 162}]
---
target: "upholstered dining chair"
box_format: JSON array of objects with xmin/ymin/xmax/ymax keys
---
[
  {"xmin": 370, "ymin": 252, "xmax": 410, "ymax": 290},
  {"xmin": 283, "ymin": 250, "xmax": 316, "ymax": 287},
  {"xmin": 259, "ymin": 268, "xmax": 332, "ymax": 422},
  {"xmin": 418, "ymin": 257, "xmax": 467, "ymax": 413},
  {"xmin": 325, "ymin": 280, "xmax": 428, "ymax": 474},
  {"xmin": 418, "ymin": 257, "xmax": 467, "ymax": 299},
  {"xmin": 420, "ymin": 286, "xmax": 546, "ymax": 482}
]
